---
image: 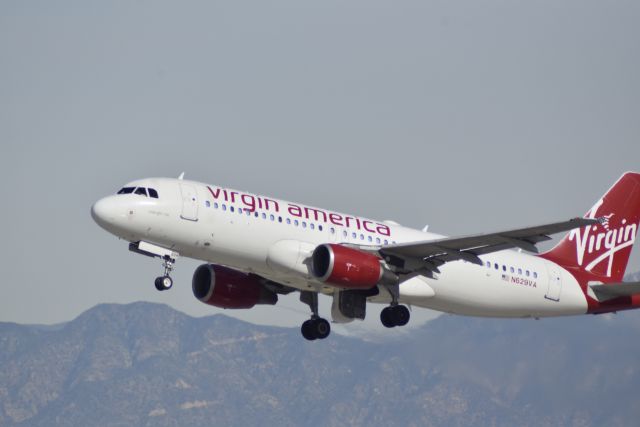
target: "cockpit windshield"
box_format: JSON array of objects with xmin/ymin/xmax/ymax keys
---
[
  {"xmin": 117, "ymin": 187, "xmax": 135, "ymax": 194},
  {"xmin": 116, "ymin": 187, "xmax": 159, "ymax": 198}
]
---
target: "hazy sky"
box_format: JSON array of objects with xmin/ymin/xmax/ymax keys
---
[{"xmin": 1, "ymin": 1, "xmax": 639, "ymax": 335}]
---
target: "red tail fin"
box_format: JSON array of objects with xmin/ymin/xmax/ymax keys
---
[{"xmin": 541, "ymin": 172, "xmax": 640, "ymax": 282}]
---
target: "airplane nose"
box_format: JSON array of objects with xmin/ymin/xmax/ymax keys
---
[{"xmin": 91, "ymin": 197, "xmax": 116, "ymax": 229}]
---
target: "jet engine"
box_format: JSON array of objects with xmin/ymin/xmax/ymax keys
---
[
  {"xmin": 192, "ymin": 264, "xmax": 277, "ymax": 309},
  {"xmin": 311, "ymin": 244, "xmax": 396, "ymax": 289}
]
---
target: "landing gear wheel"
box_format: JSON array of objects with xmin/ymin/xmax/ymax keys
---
[
  {"xmin": 301, "ymin": 320, "xmax": 317, "ymax": 341},
  {"xmin": 313, "ymin": 318, "xmax": 331, "ymax": 340},
  {"xmin": 154, "ymin": 275, "xmax": 173, "ymax": 291},
  {"xmin": 299, "ymin": 291, "xmax": 331, "ymax": 340},
  {"xmin": 301, "ymin": 318, "xmax": 331, "ymax": 340},
  {"xmin": 380, "ymin": 305, "xmax": 410, "ymax": 327},
  {"xmin": 392, "ymin": 305, "xmax": 410, "ymax": 326},
  {"xmin": 380, "ymin": 307, "xmax": 396, "ymax": 328}
]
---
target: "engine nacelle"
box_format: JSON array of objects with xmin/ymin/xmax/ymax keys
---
[
  {"xmin": 192, "ymin": 264, "xmax": 277, "ymax": 309},
  {"xmin": 311, "ymin": 244, "xmax": 390, "ymax": 289}
]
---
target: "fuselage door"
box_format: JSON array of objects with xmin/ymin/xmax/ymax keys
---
[
  {"xmin": 179, "ymin": 184, "xmax": 199, "ymax": 221},
  {"xmin": 545, "ymin": 264, "xmax": 562, "ymax": 302}
]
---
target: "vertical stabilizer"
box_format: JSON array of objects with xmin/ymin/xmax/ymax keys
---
[{"xmin": 541, "ymin": 172, "xmax": 640, "ymax": 282}]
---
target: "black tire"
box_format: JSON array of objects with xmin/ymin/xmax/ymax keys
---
[
  {"xmin": 314, "ymin": 318, "xmax": 331, "ymax": 339},
  {"xmin": 154, "ymin": 277, "xmax": 165, "ymax": 291},
  {"xmin": 380, "ymin": 307, "xmax": 396, "ymax": 328},
  {"xmin": 392, "ymin": 305, "xmax": 410, "ymax": 327},
  {"xmin": 301, "ymin": 320, "xmax": 317, "ymax": 341}
]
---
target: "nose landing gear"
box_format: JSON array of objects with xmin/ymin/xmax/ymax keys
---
[
  {"xmin": 154, "ymin": 256, "xmax": 175, "ymax": 291},
  {"xmin": 128, "ymin": 242, "xmax": 179, "ymax": 292}
]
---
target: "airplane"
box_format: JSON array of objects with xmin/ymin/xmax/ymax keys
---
[{"xmin": 91, "ymin": 172, "xmax": 640, "ymax": 340}]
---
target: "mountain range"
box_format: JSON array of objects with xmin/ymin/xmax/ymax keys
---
[{"xmin": 2, "ymin": 276, "xmax": 640, "ymax": 427}]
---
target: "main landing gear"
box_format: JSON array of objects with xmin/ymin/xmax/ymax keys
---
[
  {"xmin": 300, "ymin": 291, "xmax": 331, "ymax": 341},
  {"xmin": 380, "ymin": 282, "xmax": 411, "ymax": 328},
  {"xmin": 154, "ymin": 255, "xmax": 175, "ymax": 291},
  {"xmin": 380, "ymin": 305, "xmax": 410, "ymax": 328}
]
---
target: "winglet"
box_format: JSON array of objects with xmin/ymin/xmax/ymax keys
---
[{"xmin": 178, "ymin": 172, "xmax": 185, "ymax": 180}]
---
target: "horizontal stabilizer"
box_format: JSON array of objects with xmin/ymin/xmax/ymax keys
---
[{"xmin": 589, "ymin": 281, "xmax": 640, "ymax": 301}]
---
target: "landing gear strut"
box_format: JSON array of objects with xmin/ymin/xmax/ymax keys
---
[
  {"xmin": 300, "ymin": 291, "xmax": 331, "ymax": 340},
  {"xmin": 128, "ymin": 242, "xmax": 179, "ymax": 292},
  {"xmin": 380, "ymin": 282, "xmax": 411, "ymax": 328},
  {"xmin": 154, "ymin": 255, "xmax": 175, "ymax": 291}
]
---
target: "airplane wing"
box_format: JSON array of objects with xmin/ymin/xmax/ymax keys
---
[
  {"xmin": 375, "ymin": 217, "xmax": 598, "ymax": 275},
  {"xmin": 589, "ymin": 282, "xmax": 640, "ymax": 301}
]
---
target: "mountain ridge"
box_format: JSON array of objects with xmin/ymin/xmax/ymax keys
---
[{"xmin": 2, "ymin": 300, "xmax": 640, "ymax": 426}]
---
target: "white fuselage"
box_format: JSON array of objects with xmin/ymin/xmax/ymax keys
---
[{"xmin": 92, "ymin": 177, "xmax": 588, "ymax": 319}]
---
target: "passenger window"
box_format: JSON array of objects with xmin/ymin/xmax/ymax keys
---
[
  {"xmin": 533, "ymin": 272, "xmax": 538, "ymax": 278},
  {"xmin": 286, "ymin": 218, "xmax": 291, "ymax": 224},
  {"xmin": 214, "ymin": 202, "xmax": 219, "ymax": 209},
  {"xmin": 302, "ymin": 221, "xmax": 307, "ymax": 228},
  {"xmin": 330, "ymin": 227, "xmax": 335, "ymax": 234},
  {"xmin": 384, "ymin": 240, "xmax": 388, "ymax": 245},
  {"xmin": 368, "ymin": 236, "xmax": 372, "ymax": 242},
  {"xmin": 510, "ymin": 267, "xmax": 514, "ymax": 273},
  {"xmin": 486, "ymin": 261, "xmax": 491, "ymax": 268},
  {"xmin": 148, "ymin": 188, "xmax": 159, "ymax": 198},
  {"xmin": 294, "ymin": 220, "xmax": 299, "ymax": 226},
  {"xmin": 278, "ymin": 216, "xmax": 282, "ymax": 223},
  {"xmin": 117, "ymin": 187, "xmax": 135, "ymax": 194},
  {"xmin": 222, "ymin": 204, "xmax": 227, "ymax": 211},
  {"xmin": 238, "ymin": 208, "xmax": 243, "ymax": 214},
  {"xmin": 246, "ymin": 210, "xmax": 251, "ymax": 216},
  {"xmin": 360, "ymin": 234, "xmax": 364, "ymax": 240},
  {"xmin": 310, "ymin": 223, "xmax": 315, "ymax": 230},
  {"xmin": 343, "ymin": 230, "xmax": 348, "ymax": 237},
  {"xmin": 376, "ymin": 237, "xmax": 381, "ymax": 244},
  {"xmin": 270, "ymin": 214, "xmax": 275, "ymax": 221},
  {"xmin": 518, "ymin": 268, "xmax": 522, "ymax": 275},
  {"xmin": 318, "ymin": 225, "xmax": 323, "ymax": 231},
  {"xmin": 134, "ymin": 187, "xmax": 147, "ymax": 196},
  {"xmin": 494, "ymin": 263, "xmax": 499, "ymax": 270},
  {"xmin": 205, "ymin": 201, "xmax": 211, "ymax": 208},
  {"xmin": 254, "ymin": 211, "xmax": 258, "ymax": 217},
  {"xmin": 502, "ymin": 265, "xmax": 506, "ymax": 272},
  {"xmin": 526, "ymin": 270, "xmax": 530, "ymax": 277},
  {"xmin": 262, "ymin": 213, "xmax": 267, "ymax": 219},
  {"xmin": 230, "ymin": 206, "xmax": 234, "ymax": 212},
  {"xmin": 352, "ymin": 232, "xmax": 356, "ymax": 239}
]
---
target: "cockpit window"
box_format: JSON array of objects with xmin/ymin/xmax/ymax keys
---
[
  {"xmin": 117, "ymin": 187, "xmax": 135, "ymax": 194},
  {"xmin": 117, "ymin": 186, "xmax": 158, "ymax": 198}
]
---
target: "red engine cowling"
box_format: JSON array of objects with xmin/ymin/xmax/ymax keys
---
[
  {"xmin": 192, "ymin": 264, "xmax": 277, "ymax": 309},
  {"xmin": 311, "ymin": 244, "xmax": 383, "ymax": 289}
]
